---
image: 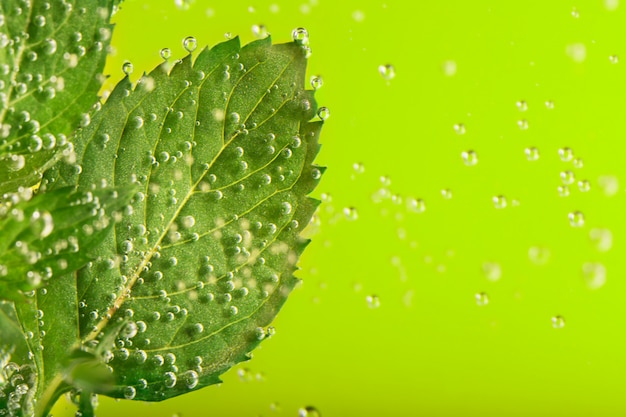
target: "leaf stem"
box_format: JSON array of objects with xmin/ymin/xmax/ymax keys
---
[{"xmin": 33, "ymin": 374, "xmax": 65, "ymax": 417}]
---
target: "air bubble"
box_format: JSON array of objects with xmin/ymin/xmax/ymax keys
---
[
  {"xmin": 252, "ymin": 24, "xmax": 269, "ymax": 39},
  {"xmin": 610, "ymin": 55, "xmax": 619, "ymax": 64},
  {"xmin": 164, "ymin": 372, "xmax": 177, "ymax": 388},
  {"xmin": 34, "ymin": 15, "xmax": 46, "ymax": 27},
  {"xmin": 461, "ymin": 150, "xmax": 478, "ymax": 166},
  {"xmin": 122, "ymin": 61, "xmax": 133, "ymax": 75},
  {"xmin": 482, "ymin": 262, "xmax": 501, "ymax": 282},
  {"xmin": 182, "ymin": 215, "xmax": 195, "ymax": 228},
  {"xmin": 376, "ymin": 64, "xmax": 395, "ymax": 82},
  {"xmin": 317, "ymin": 107, "xmax": 330, "ymax": 120},
  {"xmin": 578, "ymin": 179, "xmax": 590, "ymax": 192},
  {"xmin": 560, "ymin": 171, "xmax": 575, "ymax": 185},
  {"xmin": 292, "ymin": 27, "xmax": 309, "ymax": 43},
  {"xmin": 298, "ymin": 406, "xmax": 321, "ymax": 417},
  {"xmin": 517, "ymin": 119, "xmax": 529, "ymax": 130},
  {"xmin": 568, "ymin": 211, "xmax": 585, "ymax": 227},
  {"xmin": 492, "ymin": 195, "xmax": 507, "ymax": 209},
  {"xmin": 551, "ymin": 316, "xmax": 565, "ymax": 329},
  {"xmin": 133, "ymin": 116, "xmax": 144, "ymax": 129},
  {"xmin": 310, "ymin": 75, "xmax": 323, "ymax": 90},
  {"xmin": 160, "ymin": 48, "xmax": 171, "ymax": 60},
  {"xmin": 582, "ymin": 262, "xmax": 606, "ymax": 289},
  {"xmin": 528, "ymin": 246, "xmax": 550, "ymax": 265},
  {"xmin": 343, "ymin": 207, "xmax": 358, "ymax": 221},
  {"xmin": 8, "ymin": 155, "xmax": 26, "ymax": 171},
  {"xmin": 123, "ymin": 386, "xmax": 136, "ymax": 400},
  {"xmin": 525, "ymin": 147, "xmax": 539, "ymax": 161},
  {"xmin": 558, "ymin": 147, "xmax": 573, "ymax": 162},
  {"xmin": 453, "ymin": 123, "xmax": 465, "ymax": 135},
  {"xmin": 516, "ymin": 100, "xmax": 528, "ymax": 111},
  {"xmin": 406, "ymin": 197, "xmax": 426, "ymax": 213},
  {"xmin": 589, "ymin": 228, "xmax": 613, "ymax": 252},
  {"xmin": 475, "ymin": 292, "xmax": 489, "ymax": 306},
  {"xmin": 183, "ymin": 36, "xmax": 197, "ymax": 52},
  {"xmin": 365, "ymin": 294, "xmax": 380, "ymax": 309}
]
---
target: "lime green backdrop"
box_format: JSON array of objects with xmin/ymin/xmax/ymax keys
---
[{"xmin": 54, "ymin": 0, "xmax": 626, "ymax": 415}]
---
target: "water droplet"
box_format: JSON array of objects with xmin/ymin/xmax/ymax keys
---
[
  {"xmin": 492, "ymin": 195, "xmax": 507, "ymax": 209},
  {"xmin": 292, "ymin": 27, "xmax": 309, "ymax": 43},
  {"xmin": 545, "ymin": 100, "xmax": 555, "ymax": 109},
  {"xmin": 482, "ymin": 262, "xmax": 502, "ymax": 282},
  {"xmin": 122, "ymin": 61, "xmax": 133, "ymax": 75},
  {"xmin": 475, "ymin": 292, "xmax": 489, "ymax": 306},
  {"xmin": 343, "ymin": 207, "xmax": 358, "ymax": 221},
  {"xmin": 298, "ymin": 406, "xmax": 321, "ymax": 417},
  {"xmin": 516, "ymin": 100, "xmax": 528, "ymax": 111},
  {"xmin": 568, "ymin": 211, "xmax": 585, "ymax": 227},
  {"xmin": 525, "ymin": 147, "xmax": 540, "ymax": 161},
  {"xmin": 461, "ymin": 150, "xmax": 478, "ymax": 166},
  {"xmin": 365, "ymin": 295, "xmax": 380, "ymax": 309},
  {"xmin": 183, "ymin": 36, "xmax": 197, "ymax": 52},
  {"xmin": 453, "ymin": 123, "xmax": 465, "ymax": 135},
  {"xmin": 558, "ymin": 147, "xmax": 573, "ymax": 162},
  {"xmin": 378, "ymin": 64, "xmax": 395, "ymax": 80},
  {"xmin": 610, "ymin": 54, "xmax": 619, "ymax": 64},
  {"xmin": 310, "ymin": 75, "xmax": 323, "ymax": 90},
  {"xmin": 582, "ymin": 262, "xmax": 606, "ymax": 289},
  {"xmin": 551, "ymin": 315, "xmax": 565, "ymax": 329},
  {"xmin": 441, "ymin": 189, "xmax": 452, "ymax": 199},
  {"xmin": 317, "ymin": 107, "xmax": 330, "ymax": 121}
]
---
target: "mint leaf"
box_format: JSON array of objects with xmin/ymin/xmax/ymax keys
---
[
  {"xmin": 35, "ymin": 35, "xmax": 323, "ymax": 406},
  {"xmin": 0, "ymin": 186, "xmax": 136, "ymax": 302},
  {"xmin": 0, "ymin": 0, "xmax": 118, "ymax": 196}
]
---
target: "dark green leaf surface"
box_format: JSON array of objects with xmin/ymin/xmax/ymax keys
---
[
  {"xmin": 39, "ymin": 36, "xmax": 323, "ymax": 402},
  {"xmin": 0, "ymin": 0, "xmax": 118, "ymax": 196}
]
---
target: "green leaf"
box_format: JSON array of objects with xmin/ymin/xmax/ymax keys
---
[
  {"xmin": 0, "ymin": 0, "xmax": 119, "ymax": 196},
  {"xmin": 0, "ymin": 186, "xmax": 136, "ymax": 302},
  {"xmin": 36, "ymin": 35, "xmax": 323, "ymax": 406},
  {"xmin": 0, "ymin": 301, "xmax": 37, "ymax": 416}
]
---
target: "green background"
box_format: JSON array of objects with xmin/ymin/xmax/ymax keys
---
[{"xmin": 53, "ymin": 0, "xmax": 626, "ymax": 415}]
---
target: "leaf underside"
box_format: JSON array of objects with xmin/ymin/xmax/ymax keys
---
[
  {"xmin": 36, "ymin": 36, "xmax": 323, "ymax": 402},
  {"xmin": 0, "ymin": 0, "xmax": 117, "ymax": 196}
]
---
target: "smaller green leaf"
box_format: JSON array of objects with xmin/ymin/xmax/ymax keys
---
[
  {"xmin": 0, "ymin": 185, "xmax": 136, "ymax": 301},
  {"xmin": 0, "ymin": 0, "xmax": 120, "ymax": 196}
]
